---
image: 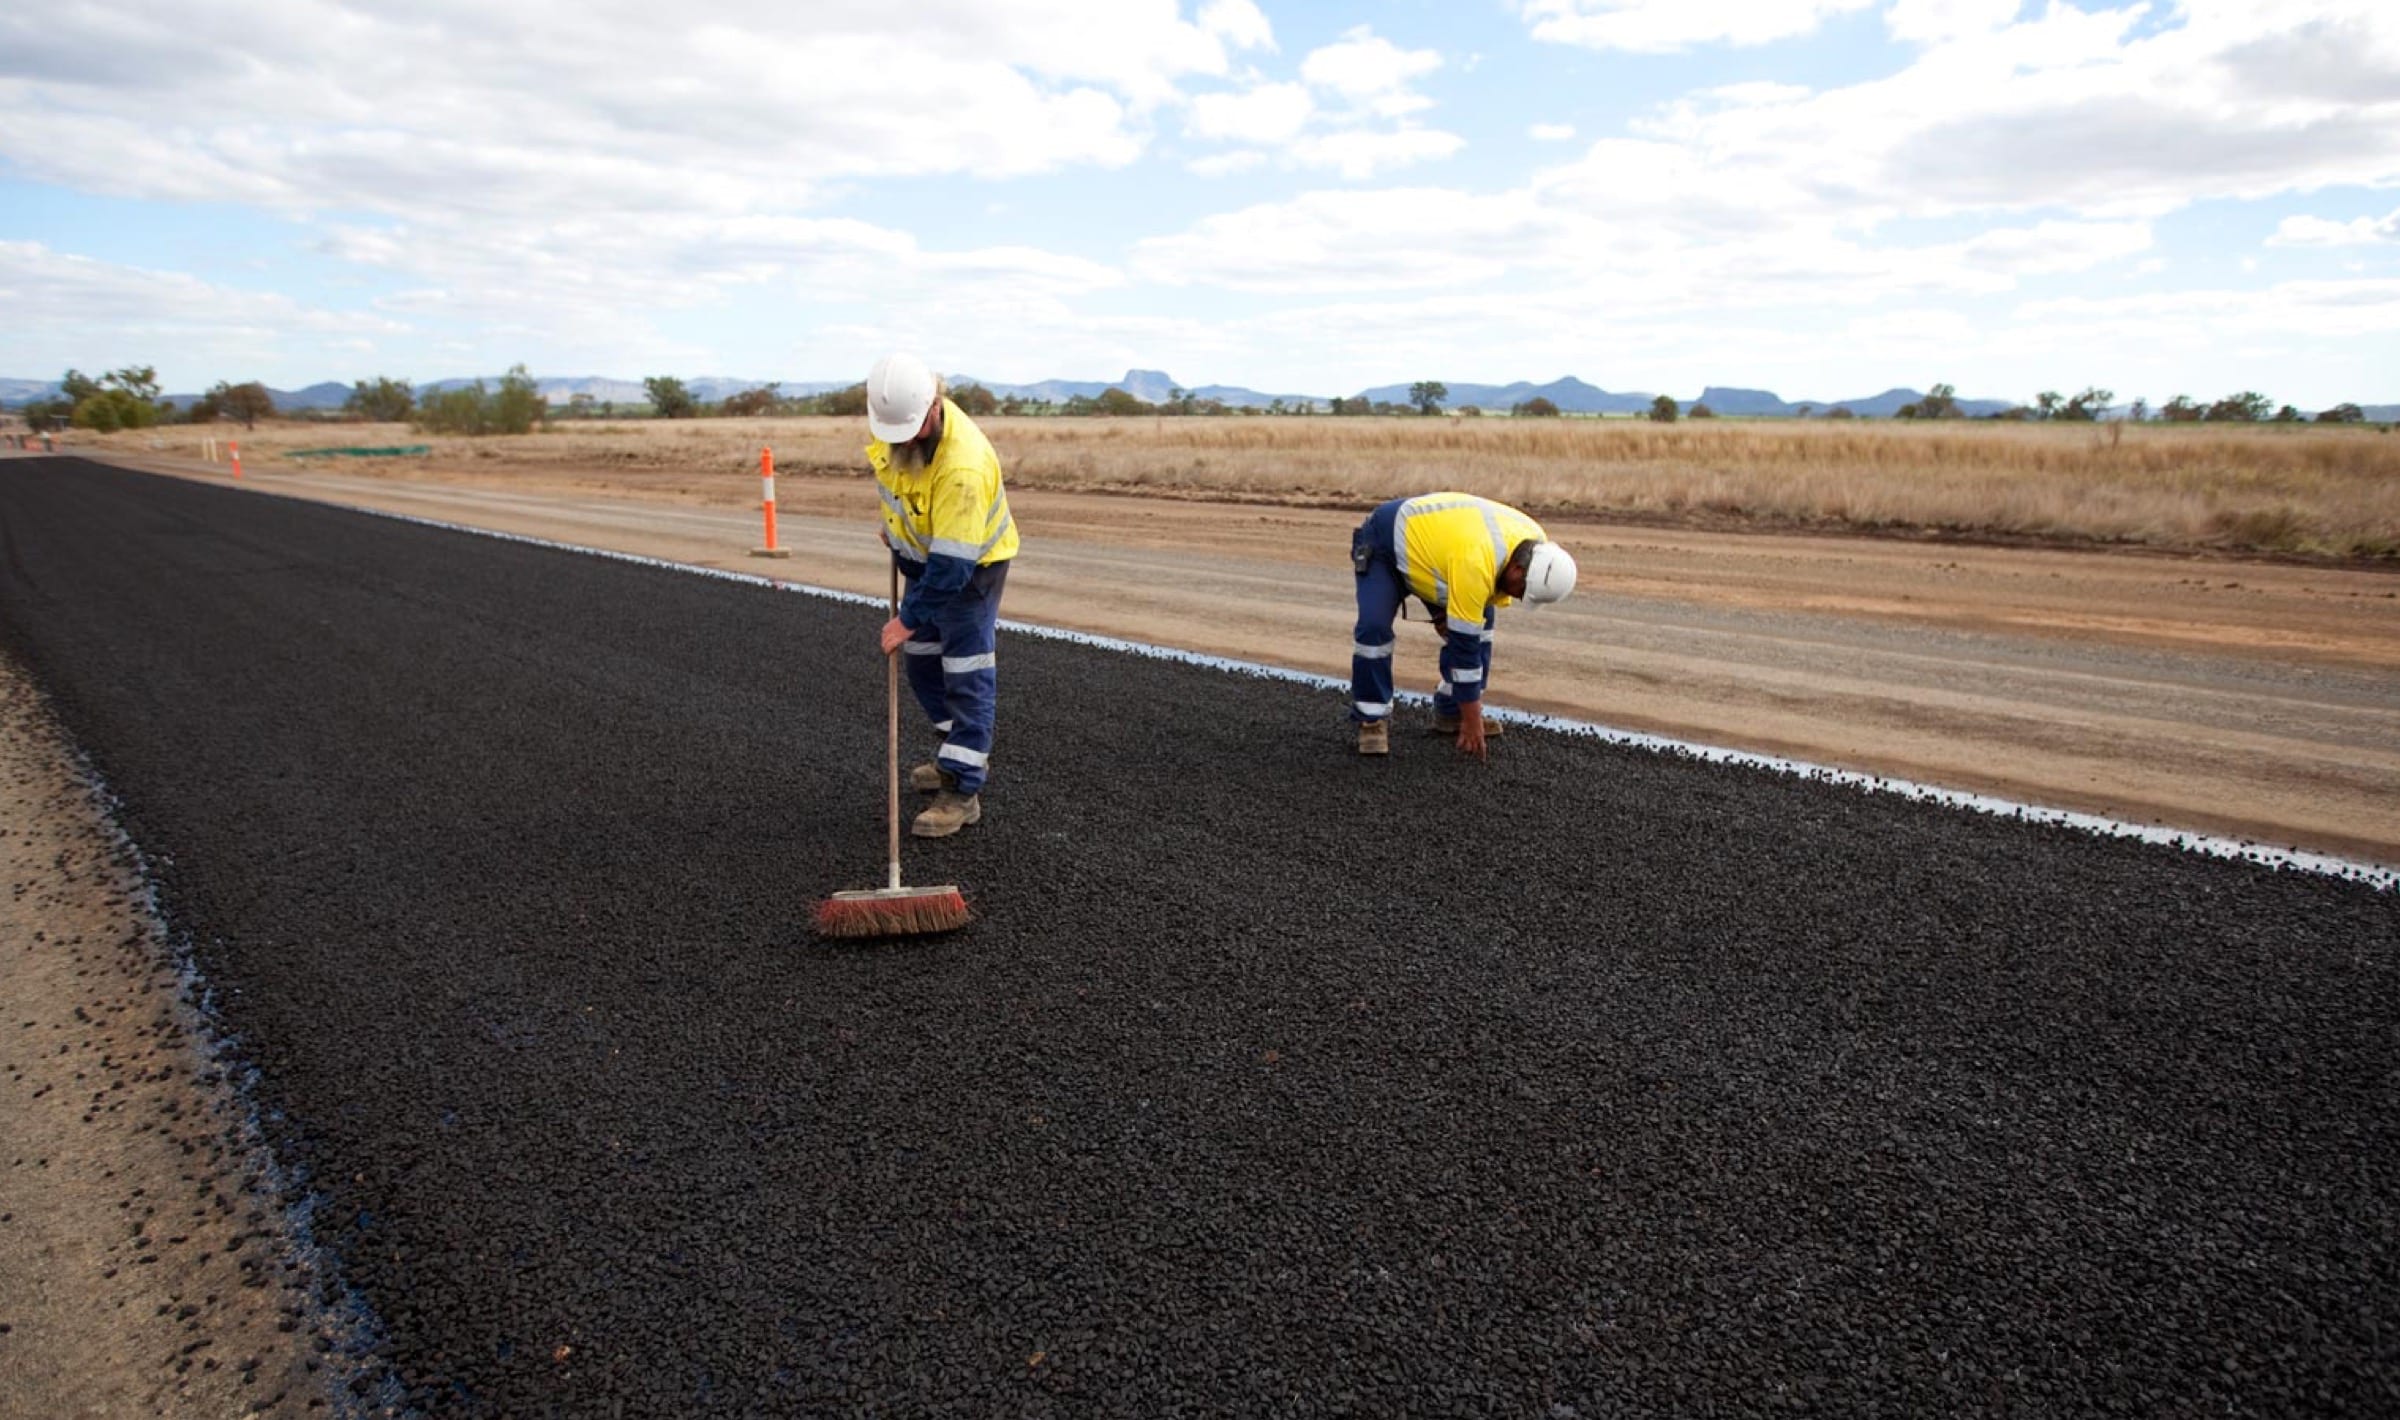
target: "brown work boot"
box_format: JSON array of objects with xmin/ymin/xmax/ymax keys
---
[
  {"xmin": 908, "ymin": 762, "xmax": 956, "ymax": 793},
  {"xmin": 1429, "ymin": 713, "xmax": 1504, "ymax": 737},
  {"xmin": 1356, "ymin": 720, "xmax": 1390, "ymax": 756},
  {"xmin": 911, "ymin": 789, "xmax": 982, "ymax": 838}
]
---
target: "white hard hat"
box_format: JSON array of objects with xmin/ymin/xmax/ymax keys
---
[
  {"xmin": 866, "ymin": 352, "xmax": 938, "ymax": 443},
  {"xmin": 1521, "ymin": 542, "xmax": 1578, "ymax": 604}
]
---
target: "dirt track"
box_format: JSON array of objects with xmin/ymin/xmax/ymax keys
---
[{"xmin": 93, "ymin": 450, "xmax": 2400, "ymax": 868}]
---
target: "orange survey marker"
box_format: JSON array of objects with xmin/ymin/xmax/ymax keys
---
[
  {"xmin": 750, "ymin": 447, "xmax": 791, "ymax": 559},
  {"xmin": 230, "ymin": 440, "xmax": 242, "ymax": 480}
]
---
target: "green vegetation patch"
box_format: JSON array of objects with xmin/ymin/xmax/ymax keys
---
[{"xmin": 286, "ymin": 445, "xmax": 433, "ymax": 458}]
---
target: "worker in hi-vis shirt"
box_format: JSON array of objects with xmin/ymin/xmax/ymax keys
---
[
  {"xmin": 1348, "ymin": 492, "xmax": 1577, "ymax": 761},
  {"xmin": 864, "ymin": 352, "xmax": 1020, "ymax": 837}
]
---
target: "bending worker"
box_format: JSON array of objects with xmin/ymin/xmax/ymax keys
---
[
  {"xmin": 1350, "ymin": 491, "xmax": 1577, "ymax": 760},
  {"xmin": 865, "ymin": 352, "xmax": 1019, "ymax": 838}
]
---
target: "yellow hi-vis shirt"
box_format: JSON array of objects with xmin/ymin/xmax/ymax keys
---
[
  {"xmin": 867, "ymin": 399, "xmax": 1020, "ymax": 571},
  {"xmin": 1391, "ymin": 492, "xmax": 1547, "ymax": 630}
]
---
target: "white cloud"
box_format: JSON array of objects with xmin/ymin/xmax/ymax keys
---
[
  {"xmin": 1571, "ymin": 0, "xmax": 2400, "ymax": 227},
  {"xmin": 1955, "ymin": 220, "xmax": 2154, "ymax": 275},
  {"xmin": 1884, "ymin": 0, "xmax": 2024, "ymax": 46},
  {"xmin": 1187, "ymin": 150, "xmax": 1269, "ymax": 178},
  {"xmin": 0, "ymin": 241, "xmax": 410, "ymax": 388},
  {"xmin": 1290, "ymin": 128, "xmax": 1468, "ymax": 180},
  {"xmin": 1186, "ymin": 82, "xmax": 1314, "ymax": 144},
  {"xmin": 1198, "ymin": 0, "xmax": 1276, "ymax": 52},
  {"xmin": 1517, "ymin": 0, "xmax": 1877, "ymax": 53},
  {"xmin": 2017, "ymin": 276, "xmax": 2400, "ymax": 341},
  {"xmin": 2268, "ymin": 209, "xmax": 2400, "ymax": 245},
  {"xmin": 1300, "ymin": 26, "xmax": 1444, "ymax": 118},
  {"xmin": 1130, "ymin": 189, "xmax": 1542, "ymax": 292},
  {"xmin": 1178, "ymin": 25, "xmax": 1459, "ymax": 179},
  {"xmin": 0, "ymin": 0, "xmax": 1229, "ymax": 228},
  {"xmin": 1530, "ymin": 122, "xmax": 1578, "ymax": 141}
]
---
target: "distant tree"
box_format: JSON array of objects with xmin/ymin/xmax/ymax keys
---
[
  {"xmin": 1093, "ymin": 388, "xmax": 1152, "ymax": 416},
  {"xmin": 812, "ymin": 383, "xmax": 868, "ymax": 418},
  {"xmin": 1688, "ymin": 402, "xmax": 1717, "ymax": 419},
  {"xmin": 2059, "ymin": 387, "xmax": 2114, "ymax": 422},
  {"xmin": 719, "ymin": 385, "xmax": 781, "ymax": 418},
  {"xmin": 71, "ymin": 389, "xmax": 152, "ymax": 432},
  {"xmin": 1825, "ymin": 405, "xmax": 1857, "ymax": 420},
  {"xmin": 2160, "ymin": 395, "xmax": 2202, "ymax": 423},
  {"xmin": 20, "ymin": 397, "xmax": 68, "ymax": 432},
  {"xmin": 2273, "ymin": 404, "xmax": 2303, "ymax": 424},
  {"xmin": 2203, "ymin": 391, "xmax": 2272, "ymax": 423},
  {"xmin": 417, "ymin": 382, "xmax": 490, "ymax": 434},
  {"xmin": 1648, "ymin": 394, "xmax": 1679, "ymax": 423},
  {"xmin": 951, "ymin": 382, "xmax": 999, "ymax": 417},
  {"xmin": 1511, "ymin": 396, "xmax": 1561, "ymax": 418},
  {"xmin": 1457, "ymin": 405, "xmax": 1482, "ymax": 417},
  {"xmin": 1408, "ymin": 380, "xmax": 1448, "ymax": 416},
  {"xmin": 2035, "ymin": 390, "xmax": 2064, "ymax": 419},
  {"xmin": 2318, "ymin": 402, "xmax": 2365, "ymax": 424},
  {"xmin": 345, "ymin": 376, "xmax": 415, "ymax": 422},
  {"xmin": 567, "ymin": 392, "xmax": 596, "ymax": 418},
  {"xmin": 1896, "ymin": 401, "xmax": 1921, "ymax": 419},
  {"xmin": 62, "ymin": 365, "xmax": 163, "ymax": 432},
  {"xmin": 212, "ymin": 380, "xmax": 276, "ymax": 430},
  {"xmin": 1796, "ymin": 404, "xmax": 1814, "ymax": 419},
  {"xmin": 645, "ymin": 375, "xmax": 698, "ymax": 419},
  {"xmin": 2127, "ymin": 396, "xmax": 2150, "ymax": 422},
  {"xmin": 490, "ymin": 364, "xmax": 546, "ymax": 433},
  {"xmin": 1919, "ymin": 382, "xmax": 1960, "ymax": 419}
]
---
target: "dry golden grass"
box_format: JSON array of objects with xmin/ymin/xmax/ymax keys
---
[{"xmin": 84, "ymin": 413, "xmax": 2400, "ymax": 561}]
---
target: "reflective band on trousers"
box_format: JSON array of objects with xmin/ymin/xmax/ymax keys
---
[
  {"xmin": 938, "ymin": 743, "xmax": 991, "ymax": 768},
  {"xmin": 1353, "ymin": 641, "xmax": 1394, "ymax": 659},
  {"xmin": 942, "ymin": 652, "xmax": 996, "ymax": 673},
  {"xmin": 1452, "ymin": 666, "xmax": 1484, "ymax": 683},
  {"xmin": 1355, "ymin": 700, "xmax": 1392, "ymax": 717},
  {"xmin": 904, "ymin": 640, "xmax": 945, "ymax": 655}
]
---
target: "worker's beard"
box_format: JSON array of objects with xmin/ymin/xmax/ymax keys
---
[{"xmin": 887, "ymin": 431, "xmax": 938, "ymax": 471}]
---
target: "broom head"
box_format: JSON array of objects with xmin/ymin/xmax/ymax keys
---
[{"xmin": 813, "ymin": 883, "xmax": 971, "ymax": 939}]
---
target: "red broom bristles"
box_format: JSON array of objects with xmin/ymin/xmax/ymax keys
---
[{"xmin": 813, "ymin": 886, "xmax": 971, "ymax": 939}]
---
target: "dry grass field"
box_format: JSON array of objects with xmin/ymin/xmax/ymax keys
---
[{"xmin": 81, "ymin": 413, "xmax": 2400, "ymax": 561}]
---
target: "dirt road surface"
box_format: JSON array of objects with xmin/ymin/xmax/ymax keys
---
[{"xmin": 94, "ymin": 450, "xmax": 2400, "ymax": 869}]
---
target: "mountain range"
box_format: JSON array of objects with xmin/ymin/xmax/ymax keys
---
[{"xmin": 2, "ymin": 372, "xmax": 2391, "ymax": 423}]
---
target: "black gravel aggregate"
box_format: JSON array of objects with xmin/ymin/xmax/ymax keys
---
[{"xmin": 4, "ymin": 459, "xmax": 2398, "ymax": 1417}]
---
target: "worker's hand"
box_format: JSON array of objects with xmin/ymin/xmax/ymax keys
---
[
  {"xmin": 1456, "ymin": 700, "xmax": 1488, "ymax": 761},
  {"xmin": 1428, "ymin": 611, "xmax": 1449, "ymax": 637},
  {"xmin": 879, "ymin": 616, "xmax": 911, "ymax": 655}
]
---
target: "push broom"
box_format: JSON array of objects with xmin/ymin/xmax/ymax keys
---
[{"xmin": 814, "ymin": 565, "xmax": 971, "ymax": 939}]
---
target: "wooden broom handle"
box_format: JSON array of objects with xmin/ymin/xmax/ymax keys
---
[{"xmin": 887, "ymin": 562, "xmax": 903, "ymax": 890}]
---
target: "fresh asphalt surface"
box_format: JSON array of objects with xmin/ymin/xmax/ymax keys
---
[{"xmin": 3, "ymin": 460, "xmax": 2396, "ymax": 1417}]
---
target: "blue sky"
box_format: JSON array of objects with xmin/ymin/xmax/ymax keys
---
[{"xmin": 2, "ymin": 0, "xmax": 2395, "ymax": 406}]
